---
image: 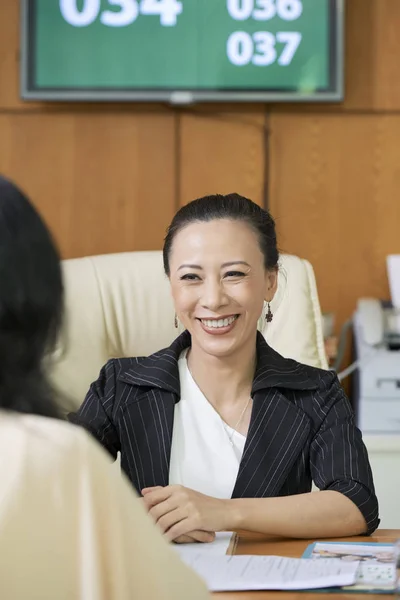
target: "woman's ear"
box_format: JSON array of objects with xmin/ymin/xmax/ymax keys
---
[{"xmin": 265, "ymin": 269, "xmax": 278, "ymax": 302}]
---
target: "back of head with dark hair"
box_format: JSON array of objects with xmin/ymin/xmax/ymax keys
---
[
  {"xmin": 0, "ymin": 176, "xmax": 63, "ymax": 418},
  {"xmin": 163, "ymin": 193, "xmax": 279, "ymax": 276}
]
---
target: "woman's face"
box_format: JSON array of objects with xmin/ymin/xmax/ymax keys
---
[{"xmin": 168, "ymin": 219, "xmax": 277, "ymax": 359}]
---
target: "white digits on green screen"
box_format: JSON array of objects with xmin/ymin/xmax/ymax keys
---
[
  {"xmin": 276, "ymin": 31, "xmax": 302, "ymax": 65},
  {"xmin": 227, "ymin": 31, "xmax": 302, "ymax": 66},
  {"xmin": 226, "ymin": 31, "xmax": 253, "ymax": 65},
  {"xmin": 140, "ymin": 0, "xmax": 183, "ymax": 26},
  {"xmin": 227, "ymin": 0, "xmax": 303, "ymax": 21},
  {"xmin": 60, "ymin": 0, "xmax": 100, "ymax": 26},
  {"xmin": 253, "ymin": 0, "xmax": 278, "ymax": 20},
  {"xmin": 252, "ymin": 31, "xmax": 277, "ymax": 65},
  {"xmin": 276, "ymin": 0, "xmax": 302, "ymax": 20},
  {"xmin": 101, "ymin": 0, "xmax": 139, "ymax": 26},
  {"xmin": 60, "ymin": 0, "xmax": 182, "ymax": 27},
  {"xmin": 227, "ymin": 0, "xmax": 253, "ymax": 20}
]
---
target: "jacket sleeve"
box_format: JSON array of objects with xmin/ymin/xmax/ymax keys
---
[
  {"xmin": 68, "ymin": 360, "xmax": 120, "ymax": 460},
  {"xmin": 309, "ymin": 372, "xmax": 380, "ymax": 535}
]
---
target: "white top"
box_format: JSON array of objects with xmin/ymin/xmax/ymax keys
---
[
  {"xmin": 169, "ymin": 350, "xmax": 246, "ymax": 499},
  {"xmin": 0, "ymin": 412, "xmax": 208, "ymax": 600}
]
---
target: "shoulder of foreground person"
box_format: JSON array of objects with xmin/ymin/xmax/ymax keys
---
[
  {"xmin": 78, "ymin": 427, "xmax": 210, "ymax": 600},
  {"xmin": 3, "ymin": 414, "xmax": 209, "ymax": 600}
]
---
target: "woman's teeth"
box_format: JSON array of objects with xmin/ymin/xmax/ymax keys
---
[{"xmin": 200, "ymin": 316, "xmax": 238, "ymax": 328}]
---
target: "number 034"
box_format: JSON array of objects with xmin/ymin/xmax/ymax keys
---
[{"xmin": 60, "ymin": 0, "xmax": 183, "ymax": 27}]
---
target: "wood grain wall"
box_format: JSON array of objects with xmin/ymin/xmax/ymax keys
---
[
  {"xmin": 269, "ymin": 0, "xmax": 400, "ymax": 332},
  {"xmin": 1, "ymin": 0, "xmax": 400, "ymax": 337}
]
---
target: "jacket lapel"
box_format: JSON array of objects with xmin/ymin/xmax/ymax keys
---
[
  {"xmin": 232, "ymin": 388, "xmax": 312, "ymax": 498},
  {"xmin": 117, "ymin": 333, "xmax": 189, "ymax": 491},
  {"xmin": 232, "ymin": 333, "xmax": 320, "ymax": 498},
  {"xmin": 120, "ymin": 387, "xmax": 176, "ymax": 491}
]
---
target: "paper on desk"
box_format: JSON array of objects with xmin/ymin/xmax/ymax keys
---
[
  {"xmin": 179, "ymin": 554, "xmax": 360, "ymax": 592},
  {"xmin": 304, "ymin": 542, "xmax": 396, "ymax": 592},
  {"xmin": 173, "ymin": 532, "xmax": 233, "ymax": 560}
]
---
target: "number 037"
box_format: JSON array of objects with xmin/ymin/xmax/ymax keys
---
[{"xmin": 227, "ymin": 31, "xmax": 302, "ymax": 67}]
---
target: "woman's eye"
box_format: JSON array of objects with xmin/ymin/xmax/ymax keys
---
[
  {"xmin": 180, "ymin": 273, "xmax": 200, "ymax": 281},
  {"xmin": 225, "ymin": 271, "xmax": 245, "ymax": 278}
]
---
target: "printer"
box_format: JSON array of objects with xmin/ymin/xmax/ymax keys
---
[{"xmin": 352, "ymin": 298, "xmax": 400, "ymax": 434}]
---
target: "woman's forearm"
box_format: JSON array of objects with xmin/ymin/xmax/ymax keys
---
[{"xmin": 224, "ymin": 491, "xmax": 367, "ymax": 538}]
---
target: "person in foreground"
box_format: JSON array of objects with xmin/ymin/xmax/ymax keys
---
[
  {"xmin": 0, "ymin": 176, "xmax": 208, "ymax": 600},
  {"xmin": 70, "ymin": 193, "xmax": 379, "ymax": 542}
]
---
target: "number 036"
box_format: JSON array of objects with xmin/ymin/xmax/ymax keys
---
[{"xmin": 227, "ymin": 0, "xmax": 303, "ymax": 21}]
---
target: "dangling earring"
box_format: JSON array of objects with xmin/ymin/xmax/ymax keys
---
[
  {"xmin": 174, "ymin": 314, "xmax": 178, "ymax": 329},
  {"xmin": 265, "ymin": 302, "xmax": 273, "ymax": 323}
]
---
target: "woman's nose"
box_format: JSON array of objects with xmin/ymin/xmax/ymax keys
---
[{"xmin": 200, "ymin": 280, "xmax": 228, "ymax": 311}]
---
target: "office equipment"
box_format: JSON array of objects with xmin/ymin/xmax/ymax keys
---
[
  {"xmin": 21, "ymin": 0, "xmax": 344, "ymax": 103},
  {"xmin": 353, "ymin": 298, "xmax": 400, "ymax": 434},
  {"xmin": 387, "ymin": 255, "xmax": 400, "ymax": 311}
]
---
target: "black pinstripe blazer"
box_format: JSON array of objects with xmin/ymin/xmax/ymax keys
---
[{"xmin": 69, "ymin": 331, "xmax": 379, "ymax": 534}]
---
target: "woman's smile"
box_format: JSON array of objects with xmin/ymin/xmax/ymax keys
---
[{"xmin": 196, "ymin": 314, "xmax": 239, "ymax": 335}]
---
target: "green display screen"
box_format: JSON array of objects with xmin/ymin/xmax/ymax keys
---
[{"xmin": 21, "ymin": 0, "xmax": 344, "ymax": 102}]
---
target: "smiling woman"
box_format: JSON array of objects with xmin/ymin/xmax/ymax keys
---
[
  {"xmin": 168, "ymin": 218, "xmax": 276, "ymax": 365},
  {"xmin": 69, "ymin": 193, "xmax": 379, "ymax": 543}
]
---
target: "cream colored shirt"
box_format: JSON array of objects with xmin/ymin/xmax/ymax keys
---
[
  {"xmin": 169, "ymin": 350, "xmax": 246, "ymax": 498},
  {"xmin": 0, "ymin": 412, "xmax": 209, "ymax": 600}
]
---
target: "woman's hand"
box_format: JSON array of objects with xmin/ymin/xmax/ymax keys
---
[
  {"xmin": 142, "ymin": 485, "xmax": 230, "ymax": 542},
  {"xmin": 140, "ymin": 494, "xmax": 212, "ymax": 543},
  {"xmin": 174, "ymin": 531, "xmax": 216, "ymax": 544}
]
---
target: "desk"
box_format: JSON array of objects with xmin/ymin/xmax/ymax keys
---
[{"xmin": 215, "ymin": 529, "xmax": 399, "ymax": 600}]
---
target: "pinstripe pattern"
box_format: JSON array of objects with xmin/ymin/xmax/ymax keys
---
[{"xmin": 69, "ymin": 331, "xmax": 379, "ymax": 534}]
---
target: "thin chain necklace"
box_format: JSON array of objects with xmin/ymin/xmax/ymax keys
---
[
  {"xmin": 185, "ymin": 350, "xmax": 251, "ymax": 446},
  {"xmin": 223, "ymin": 397, "xmax": 251, "ymax": 446}
]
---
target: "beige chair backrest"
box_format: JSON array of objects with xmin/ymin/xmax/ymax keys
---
[{"xmin": 51, "ymin": 251, "xmax": 327, "ymax": 409}]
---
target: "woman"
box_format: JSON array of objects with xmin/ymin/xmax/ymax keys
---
[
  {"xmin": 0, "ymin": 176, "xmax": 208, "ymax": 600},
  {"xmin": 70, "ymin": 193, "xmax": 379, "ymax": 542}
]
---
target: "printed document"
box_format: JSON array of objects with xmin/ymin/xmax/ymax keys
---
[{"xmin": 179, "ymin": 554, "xmax": 359, "ymax": 592}]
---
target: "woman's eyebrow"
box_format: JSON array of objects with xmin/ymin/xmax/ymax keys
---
[
  {"xmin": 177, "ymin": 264, "xmax": 202, "ymax": 271},
  {"xmin": 177, "ymin": 260, "xmax": 251, "ymax": 271},
  {"xmin": 221, "ymin": 261, "xmax": 251, "ymax": 268}
]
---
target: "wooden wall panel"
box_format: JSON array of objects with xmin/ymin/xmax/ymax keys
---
[
  {"xmin": 179, "ymin": 108, "xmax": 267, "ymax": 206},
  {"xmin": 270, "ymin": 0, "xmax": 400, "ymax": 114},
  {"xmin": 0, "ymin": 0, "xmax": 22, "ymax": 109},
  {"xmin": 338, "ymin": 0, "xmax": 400, "ymax": 110},
  {"xmin": 0, "ymin": 111, "xmax": 176, "ymax": 257},
  {"xmin": 269, "ymin": 113, "xmax": 400, "ymax": 329},
  {"xmin": 358, "ymin": 0, "xmax": 400, "ymax": 111},
  {"xmin": 0, "ymin": 0, "xmax": 40, "ymax": 110},
  {"xmin": 333, "ymin": 0, "xmax": 400, "ymax": 111}
]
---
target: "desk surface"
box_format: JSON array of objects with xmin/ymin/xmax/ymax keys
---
[{"xmin": 215, "ymin": 529, "xmax": 399, "ymax": 600}]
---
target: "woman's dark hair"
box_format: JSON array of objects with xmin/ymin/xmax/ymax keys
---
[
  {"xmin": 163, "ymin": 193, "xmax": 279, "ymax": 276},
  {"xmin": 0, "ymin": 176, "xmax": 63, "ymax": 418}
]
